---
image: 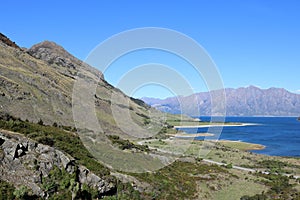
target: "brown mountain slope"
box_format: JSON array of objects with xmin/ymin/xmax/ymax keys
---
[
  {"xmin": 0, "ymin": 33, "xmax": 163, "ymax": 138},
  {"xmin": 0, "ymin": 33, "xmax": 21, "ymax": 49}
]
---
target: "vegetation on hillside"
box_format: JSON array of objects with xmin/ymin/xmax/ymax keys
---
[
  {"xmin": 0, "ymin": 114, "xmax": 147, "ymax": 199},
  {"xmin": 0, "ymin": 180, "xmax": 16, "ymax": 200},
  {"xmin": 131, "ymin": 160, "xmax": 228, "ymax": 199},
  {"xmin": 108, "ymin": 135, "xmax": 150, "ymax": 152},
  {"xmin": 0, "ymin": 113, "xmax": 110, "ymax": 177},
  {"xmin": 0, "ymin": 113, "xmax": 299, "ymax": 199},
  {"xmin": 241, "ymin": 173, "xmax": 300, "ymax": 200}
]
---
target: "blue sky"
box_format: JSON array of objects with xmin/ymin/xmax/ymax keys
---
[{"xmin": 1, "ymin": 0, "xmax": 300, "ymax": 98}]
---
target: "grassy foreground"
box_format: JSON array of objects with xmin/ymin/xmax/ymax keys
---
[{"xmin": 0, "ymin": 115, "xmax": 299, "ymax": 199}]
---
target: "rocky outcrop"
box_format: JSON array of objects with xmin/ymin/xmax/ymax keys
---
[{"xmin": 0, "ymin": 130, "xmax": 114, "ymax": 197}]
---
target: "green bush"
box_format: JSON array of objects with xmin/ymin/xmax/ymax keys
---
[
  {"xmin": 254, "ymin": 173, "xmax": 299, "ymax": 199},
  {"xmin": 0, "ymin": 180, "xmax": 15, "ymax": 200},
  {"xmin": 256, "ymin": 160, "xmax": 289, "ymax": 174},
  {"xmin": 108, "ymin": 135, "xmax": 149, "ymax": 152},
  {"xmin": 13, "ymin": 186, "xmax": 30, "ymax": 199},
  {"xmin": 225, "ymin": 163, "xmax": 233, "ymax": 169},
  {"xmin": 240, "ymin": 193, "xmax": 267, "ymax": 200},
  {"xmin": 41, "ymin": 166, "xmax": 101, "ymax": 199},
  {"xmin": 37, "ymin": 119, "xmax": 44, "ymax": 126}
]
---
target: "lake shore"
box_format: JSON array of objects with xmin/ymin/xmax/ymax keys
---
[
  {"xmin": 173, "ymin": 123, "xmax": 259, "ymax": 129},
  {"xmin": 215, "ymin": 140, "xmax": 266, "ymax": 151},
  {"xmin": 163, "ymin": 135, "xmax": 265, "ymax": 151},
  {"xmin": 166, "ymin": 133, "xmax": 215, "ymax": 138},
  {"xmin": 168, "ymin": 123, "xmax": 264, "ymax": 151}
]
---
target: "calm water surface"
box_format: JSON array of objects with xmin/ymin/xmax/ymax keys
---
[{"xmin": 177, "ymin": 117, "xmax": 300, "ymax": 157}]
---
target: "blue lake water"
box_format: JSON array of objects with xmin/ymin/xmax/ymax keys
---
[{"xmin": 177, "ymin": 117, "xmax": 300, "ymax": 157}]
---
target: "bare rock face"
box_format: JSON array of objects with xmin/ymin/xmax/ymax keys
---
[{"xmin": 0, "ymin": 130, "xmax": 114, "ymax": 197}]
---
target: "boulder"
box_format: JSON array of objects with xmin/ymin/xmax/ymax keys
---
[{"xmin": 0, "ymin": 130, "xmax": 114, "ymax": 197}]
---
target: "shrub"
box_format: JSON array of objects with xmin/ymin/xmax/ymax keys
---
[
  {"xmin": 37, "ymin": 119, "xmax": 44, "ymax": 126},
  {"xmin": 13, "ymin": 186, "xmax": 29, "ymax": 199},
  {"xmin": 108, "ymin": 135, "xmax": 149, "ymax": 152},
  {"xmin": 0, "ymin": 180, "xmax": 15, "ymax": 200},
  {"xmin": 225, "ymin": 163, "xmax": 233, "ymax": 169}
]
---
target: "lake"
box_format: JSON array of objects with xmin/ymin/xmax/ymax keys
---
[{"xmin": 177, "ymin": 117, "xmax": 300, "ymax": 157}]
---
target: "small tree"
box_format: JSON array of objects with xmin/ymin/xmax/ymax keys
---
[
  {"xmin": 13, "ymin": 186, "xmax": 28, "ymax": 199},
  {"xmin": 53, "ymin": 122, "xmax": 58, "ymax": 127},
  {"xmin": 69, "ymin": 179, "xmax": 80, "ymax": 200},
  {"xmin": 38, "ymin": 119, "xmax": 44, "ymax": 126},
  {"xmin": 225, "ymin": 163, "xmax": 233, "ymax": 169}
]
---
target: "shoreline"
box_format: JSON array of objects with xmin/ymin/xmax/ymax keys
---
[
  {"xmin": 215, "ymin": 139, "xmax": 266, "ymax": 151},
  {"xmin": 174, "ymin": 123, "xmax": 259, "ymax": 129},
  {"xmin": 170, "ymin": 123, "xmax": 264, "ymax": 151},
  {"xmin": 163, "ymin": 134, "xmax": 266, "ymax": 151},
  {"xmin": 166, "ymin": 133, "xmax": 214, "ymax": 138}
]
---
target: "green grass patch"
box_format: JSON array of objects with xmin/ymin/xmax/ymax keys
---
[
  {"xmin": 0, "ymin": 114, "xmax": 110, "ymax": 177},
  {"xmin": 0, "ymin": 180, "xmax": 15, "ymax": 200},
  {"xmin": 218, "ymin": 140, "xmax": 265, "ymax": 151}
]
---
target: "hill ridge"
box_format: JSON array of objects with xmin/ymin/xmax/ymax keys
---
[
  {"xmin": 0, "ymin": 33, "xmax": 21, "ymax": 50},
  {"xmin": 141, "ymin": 86, "xmax": 300, "ymax": 116}
]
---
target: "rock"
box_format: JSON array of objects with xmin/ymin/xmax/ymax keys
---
[
  {"xmin": 196, "ymin": 174, "xmax": 212, "ymax": 180},
  {"xmin": 111, "ymin": 172, "xmax": 152, "ymax": 193},
  {"xmin": 0, "ymin": 130, "xmax": 114, "ymax": 197},
  {"xmin": 13, "ymin": 143, "xmax": 28, "ymax": 159},
  {"xmin": 0, "ymin": 138, "xmax": 4, "ymax": 145},
  {"xmin": 65, "ymin": 160, "xmax": 76, "ymax": 173}
]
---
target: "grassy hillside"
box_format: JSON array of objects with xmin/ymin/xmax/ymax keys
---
[
  {"xmin": 0, "ymin": 38, "xmax": 170, "ymax": 140},
  {"xmin": 1, "ymin": 109, "xmax": 300, "ymax": 199},
  {"xmin": 0, "ymin": 34, "xmax": 299, "ymax": 200}
]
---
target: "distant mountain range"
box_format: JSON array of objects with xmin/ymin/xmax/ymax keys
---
[{"xmin": 141, "ymin": 86, "xmax": 300, "ymax": 116}]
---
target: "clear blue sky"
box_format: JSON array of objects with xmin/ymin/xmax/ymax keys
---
[{"xmin": 1, "ymin": 0, "xmax": 300, "ymax": 98}]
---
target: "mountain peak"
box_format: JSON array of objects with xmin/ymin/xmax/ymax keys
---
[
  {"xmin": 29, "ymin": 40, "xmax": 68, "ymax": 53},
  {"xmin": 27, "ymin": 40, "xmax": 103, "ymax": 80},
  {"xmin": 245, "ymin": 85, "xmax": 261, "ymax": 90},
  {"xmin": 248, "ymin": 85, "xmax": 258, "ymax": 88},
  {"xmin": 28, "ymin": 40, "xmax": 74, "ymax": 61},
  {"xmin": 0, "ymin": 33, "xmax": 21, "ymax": 50}
]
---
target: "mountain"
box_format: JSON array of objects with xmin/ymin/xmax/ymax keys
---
[
  {"xmin": 0, "ymin": 34, "xmax": 164, "ymax": 137},
  {"xmin": 0, "ymin": 33, "xmax": 167, "ymax": 197},
  {"xmin": 1, "ymin": 33, "xmax": 300, "ymax": 200},
  {"xmin": 141, "ymin": 86, "xmax": 300, "ymax": 116}
]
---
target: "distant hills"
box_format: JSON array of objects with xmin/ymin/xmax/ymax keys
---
[{"xmin": 142, "ymin": 86, "xmax": 300, "ymax": 116}]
